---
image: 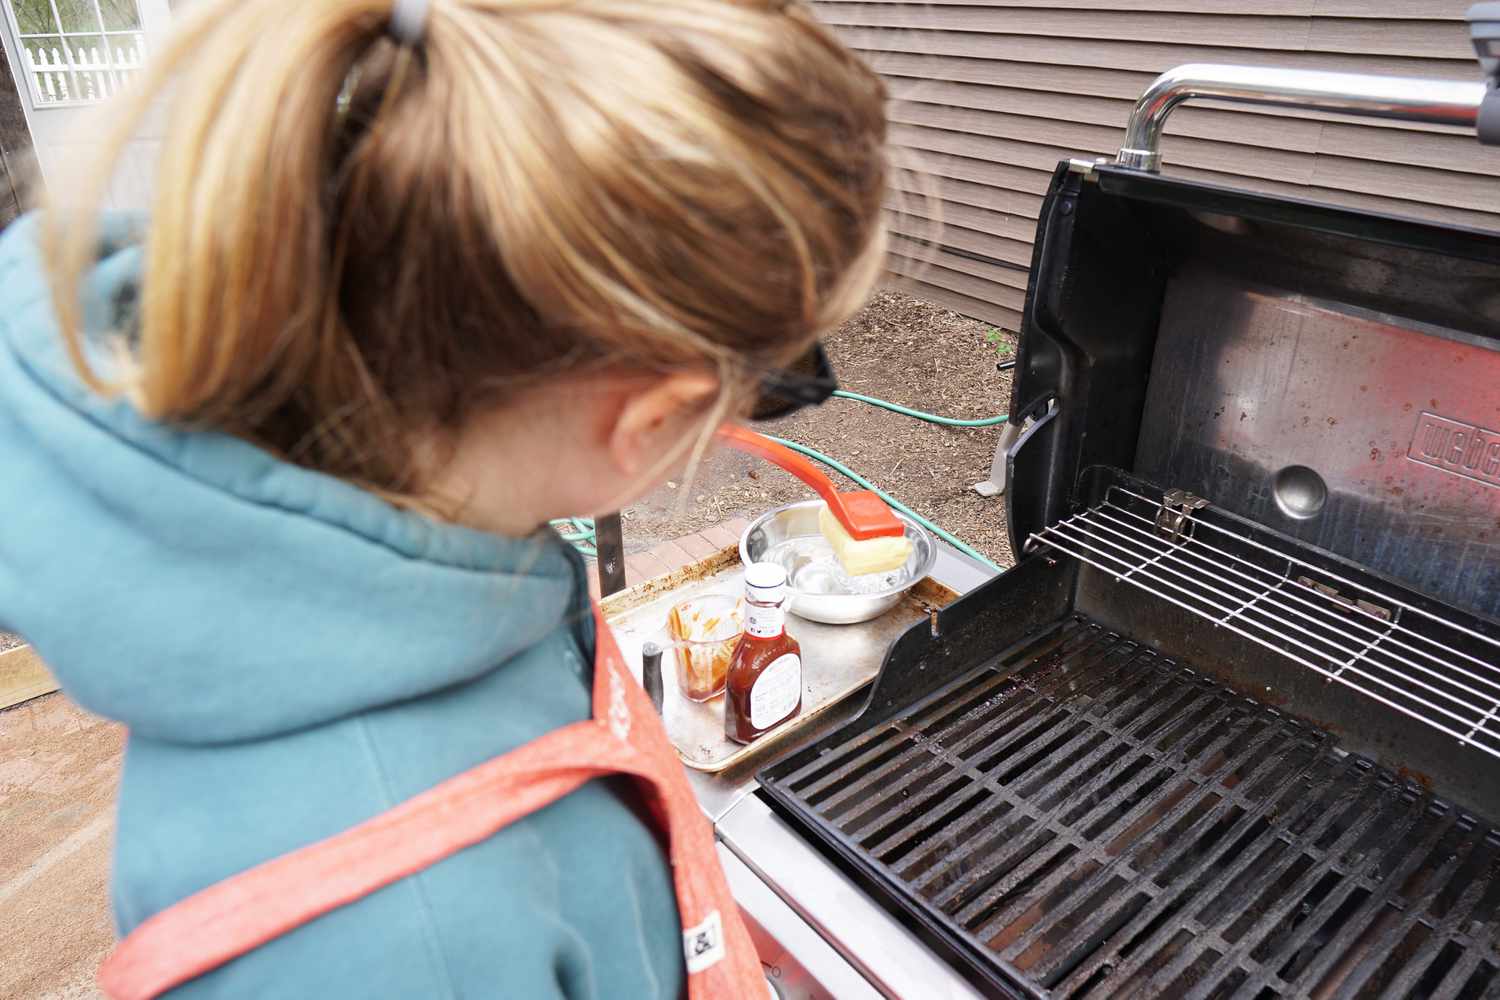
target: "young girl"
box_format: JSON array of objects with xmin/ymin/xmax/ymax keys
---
[{"xmin": 0, "ymin": 0, "xmax": 886, "ymax": 995}]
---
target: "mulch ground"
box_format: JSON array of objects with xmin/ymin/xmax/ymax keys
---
[{"xmin": 621, "ymin": 289, "xmax": 1019, "ymax": 568}]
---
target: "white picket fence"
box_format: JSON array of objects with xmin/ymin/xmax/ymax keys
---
[{"xmin": 22, "ymin": 35, "xmax": 145, "ymax": 105}]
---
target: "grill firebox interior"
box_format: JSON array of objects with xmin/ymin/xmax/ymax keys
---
[{"xmin": 763, "ymin": 615, "xmax": 1500, "ymax": 999}]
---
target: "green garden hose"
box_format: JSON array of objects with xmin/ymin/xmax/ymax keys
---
[
  {"xmin": 831, "ymin": 389, "xmax": 1009, "ymax": 428},
  {"xmin": 552, "ymin": 392, "xmax": 1008, "ymax": 569},
  {"xmin": 551, "ymin": 516, "xmax": 597, "ymax": 557}
]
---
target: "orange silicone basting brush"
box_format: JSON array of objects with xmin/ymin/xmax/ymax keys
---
[{"xmin": 717, "ymin": 425, "xmax": 913, "ymax": 576}]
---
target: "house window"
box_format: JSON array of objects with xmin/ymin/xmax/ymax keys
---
[{"xmin": 7, "ymin": 0, "xmax": 146, "ymax": 106}]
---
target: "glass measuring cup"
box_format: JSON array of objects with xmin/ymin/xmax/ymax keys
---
[{"xmin": 666, "ymin": 594, "xmax": 744, "ymax": 702}]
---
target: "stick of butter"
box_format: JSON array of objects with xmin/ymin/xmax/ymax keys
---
[{"xmin": 818, "ymin": 504, "xmax": 913, "ymax": 576}]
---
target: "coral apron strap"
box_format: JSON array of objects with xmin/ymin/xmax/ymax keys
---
[
  {"xmin": 99, "ymin": 607, "xmax": 762, "ymax": 1000},
  {"xmin": 98, "ymin": 720, "xmax": 606, "ymax": 1000}
]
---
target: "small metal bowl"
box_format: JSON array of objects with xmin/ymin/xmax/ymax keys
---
[{"xmin": 739, "ymin": 500, "xmax": 937, "ymax": 625}]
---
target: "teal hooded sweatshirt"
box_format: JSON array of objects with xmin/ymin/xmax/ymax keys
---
[{"xmin": 0, "ymin": 215, "xmax": 685, "ymax": 998}]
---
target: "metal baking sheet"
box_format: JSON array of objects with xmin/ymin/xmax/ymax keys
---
[{"xmin": 602, "ymin": 545, "xmax": 956, "ymax": 773}]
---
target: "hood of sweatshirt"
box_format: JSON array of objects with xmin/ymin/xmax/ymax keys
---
[{"xmin": 0, "ymin": 214, "xmax": 584, "ymax": 744}]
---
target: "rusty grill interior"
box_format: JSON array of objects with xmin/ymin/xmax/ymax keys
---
[{"xmin": 764, "ymin": 616, "xmax": 1500, "ymax": 999}]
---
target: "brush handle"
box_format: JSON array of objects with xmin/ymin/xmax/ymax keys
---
[
  {"xmin": 716, "ymin": 425, "xmax": 902, "ymax": 540},
  {"xmin": 716, "ymin": 425, "xmax": 842, "ymax": 509}
]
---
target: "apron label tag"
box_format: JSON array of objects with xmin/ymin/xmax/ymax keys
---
[{"xmin": 682, "ymin": 909, "xmax": 726, "ymax": 973}]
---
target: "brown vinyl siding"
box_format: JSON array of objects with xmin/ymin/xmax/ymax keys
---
[{"xmin": 815, "ymin": 2, "xmax": 1500, "ymax": 330}]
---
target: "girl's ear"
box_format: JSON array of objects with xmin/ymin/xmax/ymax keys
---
[{"xmin": 607, "ymin": 372, "xmax": 720, "ymax": 478}]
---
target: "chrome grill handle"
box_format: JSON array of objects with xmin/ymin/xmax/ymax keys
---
[{"xmin": 1115, "ymin": 64, "xmax": 1489, "ymax": 171}]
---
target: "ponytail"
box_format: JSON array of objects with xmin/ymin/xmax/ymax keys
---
[
  {"xmin": 45, "ymin": 0, "xmax": 890, "ymax": 500},
  {"xmin": 47, "ymin": 0, "xmax": 422, "ymax": 484}
]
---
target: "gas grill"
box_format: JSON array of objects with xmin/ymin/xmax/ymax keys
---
[{"xmin": 753, "ymin": 54, "xmax": 1500, "ymax": 1000}]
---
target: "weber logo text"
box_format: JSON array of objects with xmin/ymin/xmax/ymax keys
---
[{"xmin": 1408, "ymin": 412, "xmax": 1500, "ymax": 489}]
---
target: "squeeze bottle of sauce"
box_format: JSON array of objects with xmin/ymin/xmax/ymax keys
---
[{"xmin": 725, "ymin": 562, "xmax": 803, "ymax": 743}]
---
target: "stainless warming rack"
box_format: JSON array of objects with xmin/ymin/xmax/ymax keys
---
[{"xmin": 1025, "ymin": 486, "xmax": 1500, "ymax": 761}]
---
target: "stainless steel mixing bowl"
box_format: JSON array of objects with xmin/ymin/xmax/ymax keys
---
[{"xmin": 739, "ymin": 500, "xmax": 937, "ymax": 625}]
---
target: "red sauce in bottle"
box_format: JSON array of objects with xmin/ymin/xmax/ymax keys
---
[{"xmin": 725, "ymin": 563, "xmax": 803, "ymax": 744}]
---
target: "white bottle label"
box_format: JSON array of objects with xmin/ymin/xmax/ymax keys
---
[
  {"xmin": 749, "ymin": 653, "xmax": 801, "ymax": 729},
  {"xmin": 744, "ymin": 603, "xmax": 784, "ymax": 639}
]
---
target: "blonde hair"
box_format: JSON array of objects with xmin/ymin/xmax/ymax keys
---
[{"xmin": 44, "ymin": 0, "xmax": 888, "ymax": 500}]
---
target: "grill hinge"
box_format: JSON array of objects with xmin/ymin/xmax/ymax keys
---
[
  {"xmin": 1154, "ymin": 488, "xmax": 1209, "ymax": 542},
  {"xmin": 1065, "ymin": 156, "xmax": 1109, "ymax": 179}
]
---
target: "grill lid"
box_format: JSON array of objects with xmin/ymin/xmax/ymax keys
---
[{"xmin": 1007, "ymin": 163, "xmax": 1500, "ymax": 621}]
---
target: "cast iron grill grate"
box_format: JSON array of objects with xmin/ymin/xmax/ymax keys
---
[
  {"xmin": 761, "ymin": 617, "xmax": 1500, "ymax": 998},
  {"xmin": 1026, "ymin": 486, "xmax": 1500, "ymax": 762}
]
